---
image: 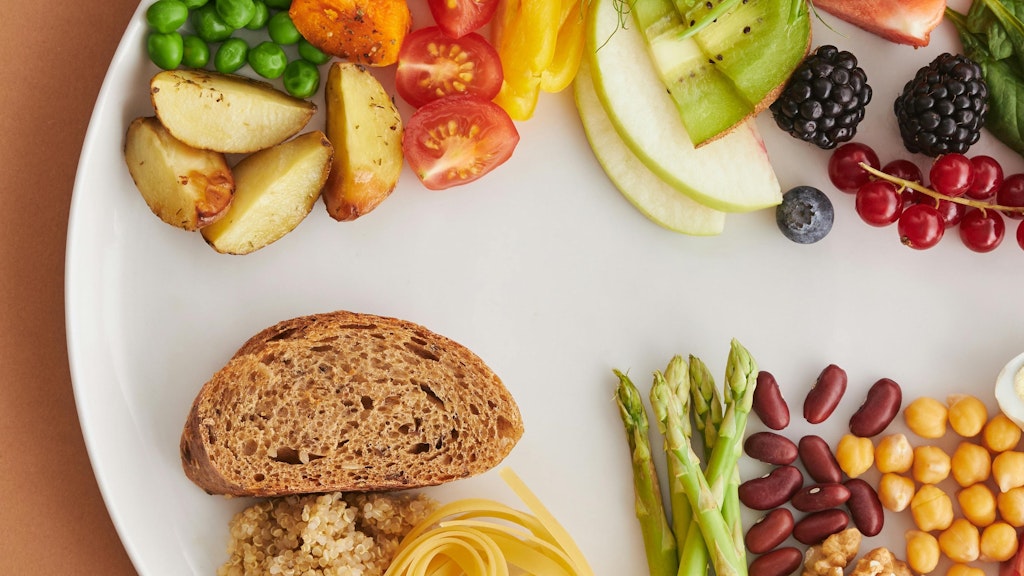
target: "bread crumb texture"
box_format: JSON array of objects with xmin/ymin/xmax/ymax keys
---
[
  {"xmin": 181, "ymin": 310, "xmax": 524, "ymax": 496},
  {"xmin": 218, "ymin": 491, "xmax": 437, "ymax": 576}
]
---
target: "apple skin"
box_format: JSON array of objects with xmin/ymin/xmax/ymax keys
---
[
  {"xmin": 574, "ymin": 60, "xmax": 726, "ymax": 236},
  {"xmin": 585, "ymin": 0, "xmax": 782, "ymax": 213}
]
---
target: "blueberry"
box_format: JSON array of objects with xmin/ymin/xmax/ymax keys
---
[{"xmin": 775, "ymin": 186, "xmax": 834, "ymax": 244}]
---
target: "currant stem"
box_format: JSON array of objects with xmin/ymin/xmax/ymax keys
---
[{"xmin": 859, "ymin": 162, "xmax": 1024, "ymax": 214}]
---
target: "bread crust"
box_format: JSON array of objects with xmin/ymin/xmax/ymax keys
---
[{"xmin": 180, "ymin": 310, "xmax": 523, "ymax": 497}]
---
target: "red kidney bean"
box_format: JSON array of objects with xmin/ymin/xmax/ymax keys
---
[
  {"xmin": 749, "ymin": 547, "xmax": 803, "ymax": 576},
  {"xmin": 754, "ymin": 371, "xmax": 790, "ymax": 430},
  {"xmin": 798, "ymin": 434, "xmax": 843, "ymax": 484},
  {"xmin": 791, "ymin": 483, "xmax": 851, "ymax": 512},
  {"xmin": 849, "ymin": 378, "xmax": 903, "ymax": 437},
  {"xmin": 744, "ymin": 431, "xmax": 798, "ymax": 465},
  {"xmin": 803, "ymin": 364, "xmax": 847, "ymax": 424},
  {"xmin": 739, "ymin": 465, "xmax": 804, "ymax": 510},
  {"xmin": 745, "ymin": 508, "xmax": 795, "ymax": 554},
  {"xmin": 845, "ymin": 478, "xmax": 884, "ymax": 536},
  {"xmin": 793, "ymin": 508, "xmax": 850, "ymax": 545}
]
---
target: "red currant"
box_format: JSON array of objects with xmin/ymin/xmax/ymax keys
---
[
  {"xmin": 898, "ymin": 204, "xmax": 945, "ymax": 249},
  {"xmin": 829, "ymin": 143, "xmax": 880, "ymax": 193},
  {"xmin": 967, "ymin": 155, "xmax": 1003, "ymax": 200},
  {"xmin": 929, "ymin": 153, "xmax": 975, "ymax": 197},
  {"xmin": 959, "ymin": 208, "xmax": 1005, "ymax": 253},
  {"xmin": 1017, "ymin": 220, "xmax": 1024, "ymax": 251},
  {"xmin": 882, "ymin": 159, "xmax": 923, "ymax": 184},
  {"xmin": 912, "ymin": 192, "xmax": 966, "ymax": 227},
  {"xmin": 856, "ymin": 181, "xmax": 903, "ymax": 226},
  {"xmin": 997, "ymin": 173, "xmax": 1024, "ymax": 220}
]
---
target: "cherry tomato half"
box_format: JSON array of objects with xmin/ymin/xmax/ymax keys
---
[
  {"xmin": 402, "ymin": 95, "xmax": 519, "ymax": 190},
  {"xmin": 427, "ymin": 0, "xmax": 499, "ymax": 39},
  {"xmin": 395, "ymin": 26, "xmax": 503, "ymax": 108}
]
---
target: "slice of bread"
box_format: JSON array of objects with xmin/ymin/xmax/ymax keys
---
[{"xmin": 180, "ymin": 310, "xmax": 524, "ymax": 497}]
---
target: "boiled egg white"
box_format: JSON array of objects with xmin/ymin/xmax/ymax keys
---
[{"xmin": 994, "ymin": 351, "xmax": 1024, "ymax": 430}]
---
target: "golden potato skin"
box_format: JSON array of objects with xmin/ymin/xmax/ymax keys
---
[
  {"xmin": 150, "ymin": 69, "xmax": 316, "ymax": 153},
  {"xmin": 322, "ymin": 62, "xmax": 404, "ymax": 221},
  {"xmin": 123, "ymin": 116, "xmax": 234, "ymax": 231}
]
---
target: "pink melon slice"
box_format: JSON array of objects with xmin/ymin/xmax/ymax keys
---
[{"xmin": 812, "ymin": 0, "xmax": 946, "ymax": 47}]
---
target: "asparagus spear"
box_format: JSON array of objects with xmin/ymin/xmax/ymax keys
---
[
  {"xmin": 614, "ymin": 370, "xmax": 679, "ymax": 576},
  {"xmin": 704, "ymin": 340, "xmax": 758, "ymax": 561},
  {"xmin": 650, "ymin": 357, "xmax": 703, "ymax": 576},
  {"xmin": 688, "ymin": 354, "xmax": 723, "ymax": 459},
  {"xmin": 651, "ymin": 370, "xmax": 746, "ymax": 576}
]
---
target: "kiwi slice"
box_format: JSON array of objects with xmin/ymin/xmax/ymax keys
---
[{"xmin": 661, "ymin": 0, "xmax": 811, "ymax": 145}]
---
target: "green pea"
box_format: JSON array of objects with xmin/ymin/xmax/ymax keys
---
[
  {"xmin": 262, "ymin": 0, "xmax": 291, "ymax": 8},
  {"xmin": 282, "ymin": 59, "xmax": 320, "ymax": 98},
  {"xmin": 215, "ymin": 0, "xmax": 257, "ymax": 28},
  {"xmin": 181, "ymin": 0, "xmax": 208, "ymax": 8},
  {"xmin": 297, "ymin": 38, "xmax": 330, "ymax": 65},
  {"xmin": 146, "ymin": 0, "xmax": 189, "ymax": 33},
  {"xmin": 191, "ymin": 4, "xmax": 233, "ymax": 42},
  {"xmin": 181, "ymin": 34, "xmax": 211, "ymax": 68},
  {"xmin": 267, "ymin": 11, "xmax": 301, "ymax": 44},
  {"xmin": 247, "ymin": 41, "xmax": 287, "ymax": 79},
  {"xmin": 214, "ymin": 38, "xmax": 249, "ymax": 73},
  {"xmin": 243, "ymin": 0, "xmax": 269, "ymax": 30},
  {"xmin": 147, "ymin": 31, "xmax": 184, "ymax": 70}
]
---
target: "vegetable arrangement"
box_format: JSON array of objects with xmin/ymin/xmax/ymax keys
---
[{"xmin": 614, "ymin": 340, "xmax": 758, "ymax": 576}]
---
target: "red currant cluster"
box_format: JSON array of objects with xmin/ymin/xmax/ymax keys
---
[{"xmin": 828, "ymin": 143, "xmax": 1024, "ymax": 252}]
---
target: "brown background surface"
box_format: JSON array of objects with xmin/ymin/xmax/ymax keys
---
[{"xmin": 1, "ymin": 0, "xmax": 141, "ymax": 573}]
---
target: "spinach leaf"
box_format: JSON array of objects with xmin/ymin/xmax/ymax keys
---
[
  {"xmin": 981, "ymin": 0, "xmax": 1024, "ymax": 72},
  {"xmin": 951, "ymin": 6, "xmax": 1024, "ymax": 156}
]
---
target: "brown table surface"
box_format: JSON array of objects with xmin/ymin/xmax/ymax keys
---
[{"xmin": 1, "ymin": 0, "xmax": 141, "ymax": 573}]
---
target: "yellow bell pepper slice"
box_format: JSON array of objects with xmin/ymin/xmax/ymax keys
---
[
  {"xmin": 540, "ymin": 0, "xmax": 586, "ymax": 93},
  {"xmin": 492, "ymin": 0, "xmax": 560, "ymax": 120}
]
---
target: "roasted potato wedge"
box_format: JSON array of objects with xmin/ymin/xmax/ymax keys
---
[
  {"xmin": 201, "ymin": 131, "xmax": 334, "ymax": 254},
  {"xmin": 150, "ymin": 68, "xmax": 316, "ymax": 153},
  {"xmin": 289, "ymin": 0, "xmax": 411, "ymax": 66},
  {"xmin": 123, "ymin": 116, "xmax": 234, "ymax": 231},
  {"xmin": 322, "ymin": 62, "xmax": 404, "ymax": 221}
]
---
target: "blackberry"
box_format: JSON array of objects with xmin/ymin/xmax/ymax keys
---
[
  {"xmin": 770, "ymin": 45, "xmax": 872, "ymax": 150},
  {"xmin": 894, "ymin": 53, "xmax": 988, "ymax": 157}
]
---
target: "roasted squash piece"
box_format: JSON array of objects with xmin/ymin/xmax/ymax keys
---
[{"xmin": 289, "ymin": 0, "xmax": 411, "ymax": 66}]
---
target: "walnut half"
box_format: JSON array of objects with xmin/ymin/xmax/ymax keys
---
[
  {"xmin": 803, "ymin": 528, "xmax": 863, "ymax": 576},
  {"xmin": 849, "ymin": 547, "xmax": 913, "ymax": 576}
]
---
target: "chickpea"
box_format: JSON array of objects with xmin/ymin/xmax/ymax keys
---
[
  {"xmin": 998, "ymin": 486, "xmax": 1024, "ymax": 527},
  {"xmin": 879, "ymin": 473, "xmax": 916, "ymax": 512},
  {"xmin": 958, "ymin": 483, "xmax": 997, "ymax": 527},
  {"xmin": 947, "ymin": 564, "xmax": 985, "ymax": 576},
  {"xmin": 947, "ymin": 394, "xmax": 988, "ymax": 437},
  {"xmin": 938, "ymin": 518, "xmax": 980, "ymax": 563},
  {"xmin": 913, "ymin": 445, "xmax": 951, "ymax": 485},
  {"xmin": 993, "ymin": 451, "xmax": 1024, "ymax": 493},
  {"xmin": 835, "ymin": 434, "xmax": 874, "ymax": 478},
  {"xmin": 911, "ymin": 484, "xmax": 955, "ymax": 532},
  {"xmin": 983, "ymin": 413, "xmax": 1022, "ymax": 453},
  {"xmin": 905, "ymin": 397, "xmax": 948, "ymax": 439},
  {"xmin": 980, "ymin": 521, "xmax": 1019, "ymax": 562},
  {"xmin": 950, "ymin": 442, "xmax": 992, "ymax": 487},
  {"xmin": 906, "ymin": 530, "xmax": 941, "ymax": 575},
  {"xmin": 875, "ymin": 433, "xmax": 914, "ymax": 474}
]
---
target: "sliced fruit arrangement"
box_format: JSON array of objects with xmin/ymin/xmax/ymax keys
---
[
  {"xmin": 579, "ymin": 0, "xmax": 782, "ymax": 231},
  {"xmin": 574, "ymin": 60, "xmax": 727, "ymax": 235},
  {"xmin": 633, "ymin": 0, "xmax": 811, "ymax": 146},
  {"xmin": 811, "ymin": 0, "xmax": 946, "ymax": 47}
]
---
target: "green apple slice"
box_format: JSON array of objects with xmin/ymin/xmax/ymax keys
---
[
  {"xmin": 586, "ymin": 0, "xmax": 781, "ymax": 213},
  {"xmin": 575, "ymin": 59, "xmax": 726, "ymax": 235}
]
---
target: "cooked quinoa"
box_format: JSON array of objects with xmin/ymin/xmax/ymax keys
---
[{"xmin": 217, "ymin": 491, "xmax": 437, "ymax": 576}]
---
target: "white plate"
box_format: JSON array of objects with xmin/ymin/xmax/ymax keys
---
[{"xmin": 67, "ymin": 1, "xmax": 1024, "ymax": 574}]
